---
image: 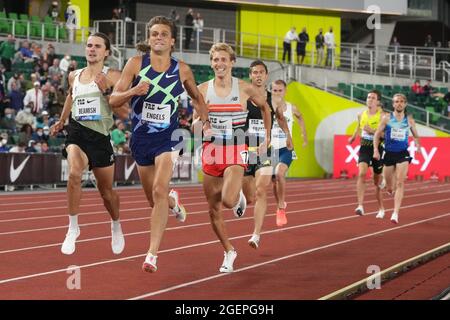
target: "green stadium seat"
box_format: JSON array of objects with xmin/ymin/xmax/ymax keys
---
[{"xmin": 8, "ymin": 12, "xmax": 27, "ymax": 36}]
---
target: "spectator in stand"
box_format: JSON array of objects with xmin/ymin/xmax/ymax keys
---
[
  {"xmin": 111, "ymin": 120, "xmax": 129, "ymax": 153},
  {"xmin": 315, "ymin": 28, "xmax": 325, "ymax": 66},
  {"xmin": 411, "ymin": 80, "xmax": 423, "ymax": 96},
  {"xmin": 391, "ymin": 36, "xmax": 400, "ymax": 48},
  {"xmin": 48, "ymin": 1, "xmax": 60, "ymax": 23},
  {"xmin": 193, "ymin": 13, "xmax": 204, "ymax": 44},
  {"xmin": 40, "ymin": 140, "xmax": 50, "ymax": 153},
  {"xmin": 7, "ymin": 73, "xmax": 22, "ymax": 93},
  {"xmin": 296, "ymin": 27, "xmax": 309, "ymax": 65},
  {"xmin": 31, "ymin": 126, "xmax": 50, "ymax": 143},
  {"xmin": 9, "ymin": 141, "xmax": 26, "ymax": 153},
  {"xmin": 324, "ymin": 27, "xmax": 335, "ymax": 67},
  {"xmin": 19, "ymin": 41, "xmax": 33, "ymax": 63},
  {"xmin": 0, "ymin": 132, "xmax": 9, "ymax": 152},
  {"xmin": 169, "ymin": 9, "xmax": 180, "ymax": 25},
  {"xmin": 59, "ymin": 55, "xmax": 71, "ymax": 74},
  {"xmin": 282, "ymin": 27, "xmax": 297, "ymax": 64},
  {"xmin": 25, "ymin": 139, "xmax": 38, "ymax": 153},
  {"xmin": 424, "ymin": 34, "xmax": 434, "ymax": 48},
  {"xmin": 23, "ymin": 81, "xmax": 44, "ymax": 114},
  {"xmin": 0, "ymin": 108, "xmax": 16, "ymax": 132},
  {"xmin": 15, "ymin": 104, "xmax": 35, "ymax": 129},
  {"xmin": 0, "ymin": 34, "xmax": 16, "ymax": 72},
  {"xmin": 36, "ymin": 110, "xmax": 51, "ymax": 129},
  {"xmin": 48, "ymin": 58, "xmax": 62, "ymax": 79},
  {"xmin": 18, "ymin": 123, "xmax": 33, "ymax": 146},
  {"xmin": 422, "ymin": 79, "xmax": 435, "ymax": 96},
  {"xmin": 184, "ymin": 8, "xmax": 195, "ymax": 50},
  {"xmin": 31, "ymin": 43, "xmax": 43, "ymax": 63},
  {"xmin": 43, "ymin": 43, "xmax": 56, "ymax": 66},
  {"xmin": 7, "ymin": 81, "xmax": 24, "ymax": 114}
]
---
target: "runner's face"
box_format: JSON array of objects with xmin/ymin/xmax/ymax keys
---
[
  {"xmin": 149, "ymin": 24, "xmax": 174, "ymax": 53},
  {"xmin": 85, "ymin": 36, "xmax": 108, "ymax": 63},
  {"xmin": 250, "ymin": 65, "xmax": 268, "ymax": 87},
  {"xmin": 393, "ymin": 96, "xmax": 407, "ymax": 113},
  {"xmin": 211, "ymin": 50, "xmax": 234, "ymax": 78},
  {"xmin": 271, "ymin": 83, "xmax": 286, "ymax": 98},
  {"xmin": 366, "ymin": 93, "xmax": 379, "ymax": 109}
]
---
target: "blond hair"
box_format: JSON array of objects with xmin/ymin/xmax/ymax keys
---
[
  {"xmin": 392, "ymin": 93, "xmax": 407, "ymax": 102},
  {"xmin": 209, "ymin": 42, "xmax": 236, "ymax": 62}
]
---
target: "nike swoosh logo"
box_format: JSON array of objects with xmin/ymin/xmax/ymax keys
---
[
  {"xmin": 165, "ymin": 74, "xmax": 177, "ymax": 79},
  {"xmin": 10, "ymin": 155, "xmax": 31, "ymax": 183},
  {"xmin": 157, "ymin": 106, "xmax": 168, "ymax": 110},
  {"xmin": 219, "ymin": 119, "xmax": 228, "ymax": 123},
  {"xmin": 86, "ymin": 99, "xmax": 96, "ymax": 104},
  {"xmin": 124, "ymin": 158, "xmax": 137, "ymax": 180}
]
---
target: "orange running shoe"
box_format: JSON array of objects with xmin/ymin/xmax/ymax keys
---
[{"xmin": 276, "ymin": 208, "xmax": 287, "ymax": 227}]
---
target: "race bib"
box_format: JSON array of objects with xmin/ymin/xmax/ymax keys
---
[
  {"xmin": 272, "ymin": 122, "xmax": 286, "ymax": 139},
  {"xmin": 248, "ymin": 119, "xmax": 265, "ymax": 137},
  {"xmin": 361, "ymin": 130, "xmax": 374, "ymax": 140},
  {"xmin": 74, "ymin": 97, "xmax": 101, "ymax": 121},
  {"xmin": 210, "ymin": 115, "xmax": 232, "ymax": 138},
  {"xmin": 390, "ymin": 127, "xmax": 406, "ymax": 141},
  {"xmin": 142, "ymin": 102, "xmax": 171, "ymax": 125}
]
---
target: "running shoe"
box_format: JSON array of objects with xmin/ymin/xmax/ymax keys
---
[
  {"xmin": 248, "ymin": 234, "xmax": 260, "ymax": 249},
  {"xmin": 142, "ymin": 253, "xmax": 158, "ymax": 273},
  {"xmin": 375, "ymin": 209, "xmax": 385, "ymax": 219},
  {"xmin": 276, "ymin": 208, "xmax": 287, "ymax": 227},
  {"xmin": 232, "ymin": 190, "xmax": 246, "ymax": 218},
  {"xmin": 61, "ymin": 227, "xmax": 80, "ymax": 255},
  {"xmin": 391, "ymin": 212, "xmax": 399, "ymax": 224},
  {"xmin": 219, "ymin": 249, "xmax": 237, "ymax": 273},
  {"xmin": 355, "ymin": 205, "xmax": 364, "ymax": 216},
  {"xmin": 111, "ymin": 222, "xmax": 125, "ymax": 255},
  {"xmin": 169, "ymin": 189, "xmax": 187, "ymax": 222}
]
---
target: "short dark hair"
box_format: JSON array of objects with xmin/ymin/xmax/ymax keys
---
[
  {"xmin": 89, "ymin": 32, "xmax": 111, "ymax": 60},
  {"xmin": 368, "ymin": 89, "xmax": 381, "ymax": 101},
  {"xmin": 249, "ymin": 60, "xmax": 268, "ymax": 73}
]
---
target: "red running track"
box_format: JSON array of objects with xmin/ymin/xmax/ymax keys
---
[{"xmin": 0, "ymin": 179, "xmax": 448, "ymax": 300}]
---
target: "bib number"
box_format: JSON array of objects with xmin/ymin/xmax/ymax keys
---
[
  {"xmin": 210, "ymin": 116, "xmax": 232, "ymax": 138},
  {"xmin": 390, "ymin": 128, "xmax": 406, "ymax": 141},
  {"xmin": 74, "ymin": 97, "xmax": 101, "ymax": 121},
  {"xmin": 142, "ymin": 102, "xmax": 171, "ymax": 125},
  {"xmin": 248, "ymin": 119, "xmax": 265, "ymax": 137}
]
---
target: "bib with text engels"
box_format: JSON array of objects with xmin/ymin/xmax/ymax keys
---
[
  {"xmin": 390, "ymin": 127, "xmax": 406, "ymax": 141},
  {"xmin": 210, "ymin": 115, "xmax": 233, "ymax": 139},
  {"xmin": 74, "ymin": 97, "xmax": 102, "ymax": 121},
  {"xmin": 248, "ymin": 119, "xmax": 266, "ymax": 137},
  {"xmin": 141, "ymin": 102, "xmax": 171, "ymax": 126}
]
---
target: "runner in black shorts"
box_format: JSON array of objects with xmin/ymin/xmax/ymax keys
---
[
  {"xmin": 50, "ymin": 33, "xmax": 129, "ymax": 256},
  {"xmin": 243, "ymin": 61, "xmax": 291, "ymax": 249},
  {"xmin": 348, "ymin": 90, "xmax": 386, "ymax": 218}
]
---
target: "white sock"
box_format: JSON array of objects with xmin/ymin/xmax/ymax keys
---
[
  {"xmin": 68, "ymin": 215, "xmax": 78, "ymax": 231},
  {"xmin": 111, "ymin": 219, "xmax": 122, "ymax": 232}
]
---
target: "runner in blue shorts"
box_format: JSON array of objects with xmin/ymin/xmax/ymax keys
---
[
  {"xmin": 373, "ymin": 93, "xmax": 420, "ymax": 224},
  {"xmin": 271, "ymin": 80, "xmax": 308, "ymax": 227},
  {"xmin": 110, "ymin": 16, "xmax": 210, "ymax": 273}
]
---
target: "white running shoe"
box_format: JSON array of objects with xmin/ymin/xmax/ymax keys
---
[
  {"xmin": 61, "ymin": 227, "xmax": 80, "ymax": 255},
  {"xmin": 219, "ymin": 249, "xmax": 237, "ymax": 273},
  {"xmin": 376, "ymin": 209, "xmax": 385, "ymax": 219},
  {"xmin": 142, "ymin": 253, "xmax": 158, "ymax": 273},
  {"xmin": 391, "ymin": 212, "xmax": 399, "ymax": 224},
  {"xmin": 232, "ymin": 190, "xmax": 246, "ymax": 218},
  {"xmin": 355, "ymin": 205, "xmax": 364, "ymax": 216},
  {"xmin": 111, "ymin": 222, "xmax": 125, "ymax": 255},
  {"xmin": 248, "ymin": 234, "xmax": 260, "ymax": 249},
  {"xmin": 169, "ymin": 189, "xmax": 187, "ymax": 222}
]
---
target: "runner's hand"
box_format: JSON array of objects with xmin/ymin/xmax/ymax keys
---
[
  {"xmin": 287, "ymin": 135, "xmax": 294, "ymax": 150},
  {"xmin": 94, "ymin": 73, "xmax": 108, "ymax": 93},
  {"xmin": 133, "ymin": 80, "xmax": 150, "ymax": 96},
  {"xmin": 258, "ymin": 139, "xmax": 269, "ymax": 155},
  {"xmin": 50, "ymin": 120, "xmax": 65, "ymax": 136},
  {"xmin": 373, "ymin": 149, "xmax": 380, "ymax": 160}
]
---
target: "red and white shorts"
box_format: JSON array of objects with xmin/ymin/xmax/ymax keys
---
[{"xmin": 202, "ymin": 142, "xmax": 248, "ymax": 177}]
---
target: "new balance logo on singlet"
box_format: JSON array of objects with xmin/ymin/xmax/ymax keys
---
[{"xmin": 231, "ymin": 97, "xmax": 239, "ymax": 102}]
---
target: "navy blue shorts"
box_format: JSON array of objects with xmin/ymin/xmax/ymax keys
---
[
  {"xmin": 130, "ymin": 134, "xmax": 181, "ymax": 166},
  {"xmin": 271, "ymin": 147, "xmax": 293, "ymax": 168}
]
